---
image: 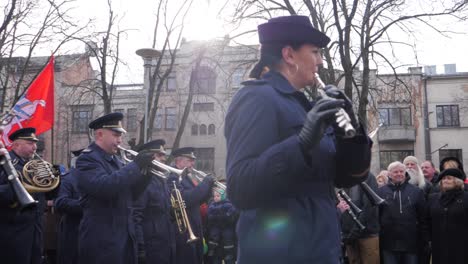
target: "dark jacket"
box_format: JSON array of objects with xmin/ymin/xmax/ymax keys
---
[
  {"xmin": 0, "ymin": 151, "xmax": 52, "ymax": 264},
  {"xmin": 423, "ymin": 190, "xmax": 468, "ymax": 264},
  {"xmin": 377, "ymin": 177, "xmax": 425, "ymax": 253},
  {"xmin": 55, "ymin": 170, "xmax": 82, "ymax": 264},
  {"xmin": 169, "ymin": 172, "xmax": 213, "ymax": 264},
  {"xmin": 341, "ymin": 174, "xmax": 380, "ymax": 242},
  {"xmin": 224, "ymin": 71, "xmax": 371, "ymax": 264},
  {"xmin": 75, "ymin": 142, "xmax": 151, "ymax": 264},
  {"xmin": 132, "ymin": 176, "xmax": 176, "ymax": 264}
]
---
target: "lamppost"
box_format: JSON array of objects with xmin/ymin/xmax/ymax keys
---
[{"xmin": 136, "ymin": 48, "xmax": 160, "ymax": 143}]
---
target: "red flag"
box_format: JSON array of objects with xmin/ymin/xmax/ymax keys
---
[{"xmin": 1, "ymin": 56, "xmax": 55, "ymax": 147}]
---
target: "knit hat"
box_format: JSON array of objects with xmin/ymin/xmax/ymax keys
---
[{"xmin": 403, "ymin": 156, "xmax": 419, "ymax": 165}]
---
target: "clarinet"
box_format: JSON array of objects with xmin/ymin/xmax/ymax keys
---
[
  {"xmin": 0, "ymin": 151, "xmax": 38, "ymax": 210},
  {"xmin": 315, "ymin": 73, "xmax": 356, "ymax": 138},
  {"xmin": 337, "ymin": 190, "xmax": 365, "ymax": 230}
]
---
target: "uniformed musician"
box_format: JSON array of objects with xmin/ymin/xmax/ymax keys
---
[
  {"xmin": 75, "ymin": 112, "xmax": 155, "ymax": 264},
  {"xmin": 54, "ymin": 149, "xmax": 83, "ymax": 264},
  {"xmin": 0, "ymin": 127, "xmax": 56, "ymax": 264},
  {"xmin": 224, "ymin": 15, "xmax": 372, "ymax": 263},
  {"xmin": 132, "ymin": 139, "xmax": 177, "ymax": 264},
  {"xmin": 169, "ymin": 147, "xmax": 214, "ymax": 264}
]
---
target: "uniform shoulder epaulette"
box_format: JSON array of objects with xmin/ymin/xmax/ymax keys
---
[
  {"xmin": 81, "ymin": 148, "xmax": 92, "ymax": 154},
  {"xmin": 241, "ymin": 79, "xmax": 268, "ymax": 86}
]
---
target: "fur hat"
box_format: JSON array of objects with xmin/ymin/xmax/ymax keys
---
[{"xmin": 437, "ymin": 168, "xmax": 466, "ymax": 182}]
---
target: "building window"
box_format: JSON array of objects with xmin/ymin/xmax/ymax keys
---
[
  {"xmin": 194, "ymin": 148, "xmax": 215, "ymax": 173},
  {"xmin": 127, "ymin": 108, "xmax": 138, "ymax": 131},
  {"xmin": 166, "ymin": 72, "xmax": 176, "ymax": 91},
  {"xmin": 208, "ymin": 124, "xmax": 215, "ymax": 135},
  {"xmin": 436, "ymin": 105, "xmax": 459, "ymax": 127},
  {"xmin": 165, "ymin": 107, "xmax": 177, "ymax": 131},
  {"xmin": 199, "ymin": 124, "xmax": 207, "ymax": 135},
  {"xmin": 378, "ymin": 107, "xmax": 411, "ymax": 126},
  {"xmin": 155, "ymin": 108, "xmax": 163, "ymax": 131},
  {"xmin": 439, "ymin": 149, "xmax": 463, "ymax": 165},
  {"xmin": 194, "ymin": 66, "xmax": 216, "ymax": 94},
  {"xmin": 72, "ymin": 106, "xmax": 92, "ymax": 133},
  {"xmin": 191, "ymin": 124, "xmax": 198, "ymax": 135},
  {"xmin": 379, "ymin": 150, "xmax": 414, "ymax": 170},
  {"xmin": 231, "ymin": 68, "xmax": 245, "ymax": 88},
  {"xmin": 193, "ymin": 102, "xmax": 214, "ymax": 112}
]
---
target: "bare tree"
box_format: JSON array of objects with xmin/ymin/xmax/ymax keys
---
[
  {"xmin": 71, "ymin": 0, "xmax": 127, "ymax": 114},
  {"xmin": 223, "ymin": 0, "xmax": 468, "ymax": 127},
  {"xmin": 137, "ymin": 0, "xmax": 195, "ymax": 144},
  {"xmin": 0, "ymin": 0, "xmax": 88, "ymax": 112}
]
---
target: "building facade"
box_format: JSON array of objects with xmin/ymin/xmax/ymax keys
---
[{"xmin": 4, "ymin": 48, "xmax": 467, "ymax": 176}]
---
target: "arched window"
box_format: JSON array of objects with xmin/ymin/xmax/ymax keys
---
[
  {"xmin": 200, "ymin": 124, "xmax": 207, "ymax": 135},
  {"xmin": 208, "ymin": 124, "xmax": 215, "ymax": 135},
  {"xmin": 191, "ymin": 124, "xmax": 198, "ymax": 135},
  {"xmin": 194, "ymin": 66, "xmax": 216, "ymax": 94}
]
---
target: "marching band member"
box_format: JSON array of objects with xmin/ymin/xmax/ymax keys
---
[
  {"xmin": 75, "ymin": 112, "xmax": 154, "ymax": 264},
  {"xmin": 224, "ymin": 15, "xmax": 372, "ymax": 263},
  {"xmin": 132, "ymin": 139, "xmax": 177, "ymax": 264},
  {"xmin": 55, "ymin": 149, "xmax": 84, "ymax": 264},
  {"xmin": 169, "ymin": 147, "xmax": 214, "ymax": 264},
  {"xmin": 0, "ymin": 128, "xmax": 56, "ymax": 264}
]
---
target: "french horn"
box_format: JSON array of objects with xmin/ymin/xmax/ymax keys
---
[{"xmin": 20, "ymin": 153, "xmax": 60, "ymax": 193}]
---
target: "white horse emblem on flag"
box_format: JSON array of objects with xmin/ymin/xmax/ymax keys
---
[{"xmin": 1, "ymin": 95, "xmax": 46, "ymax": 146}]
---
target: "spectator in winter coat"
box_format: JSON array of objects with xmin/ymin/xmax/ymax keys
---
[
  {"xmin": 340, "ymin": 174, "xmax": 380, "ymax": 264},
  {"xmin": 422, "ymin": 168, "xmax": 468, "ymax": 264},
  {"xmin": 378, "ymin": 161, "xmax": 425, "ymax": 264},
  {"xmin": 420, "ymin": 161, "xmax": 439, "ymax": 184},
  {"xmin": 403, "ymin": 156, "xmax": 433, "ymax": 198},
  {"xmin": 376, "ymin": 170, "xmax": 389, "ymax": 188},
  {"xmin": 206, "ymin": 189, "xmax": 238, "ymax": 264}
]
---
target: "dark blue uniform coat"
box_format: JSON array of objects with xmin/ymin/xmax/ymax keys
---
[
  {"xmin": 224, "ymin": 71, "xmax": 371, "ymax": 264},
  {"xmin": 0, "ymin": 151, "xmax": 48, "ymax": 264},
  {"xmin": 75, "ymin": 142, "xmax": 151, "ymax": 264},
  {"xmin": 132, "ymin": 176, "xmax": 177, "ymax": 264},
  {"xmin": 54, "ymin": 170, "xmax": 82, "ymax": 264},
  {"xmin": 169, "ymin": 173, "xmax": 213, "ymax": 264}
]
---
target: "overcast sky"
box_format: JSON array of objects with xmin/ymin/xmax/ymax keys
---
[{"xmin": 58, "ymin": 0, "xmax": 468, "ymax": 84}]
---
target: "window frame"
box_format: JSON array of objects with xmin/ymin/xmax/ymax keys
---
[
  {"xmin": 379, "ymin": 150, "xmax": 414, "ymax": 170},
  {"xmin": 436, "ymin": 104, "xmax": 460, "ymax": 127},
  {"xmin": 378, "ymin": 107, "xmax": 412, "ymax": 126},
  {"xmin": 71, "ymin": 105, "xmax": 93, "ymax": 133}
]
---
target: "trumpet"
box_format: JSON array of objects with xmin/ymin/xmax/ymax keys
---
[
  {"xmin": 189, "ymin": 168, "xmax": 226, "ymax": 192},
  {"xmin": 315, "ymin": 73, "xmax": 356, "ymax": 138},
  {"xmin": 118, "ymin": 146, "xmax": 186, "ymax": 179},
  {"xmin": 170, "ymin": 181, "xmax": 199, "ymax": 243}
]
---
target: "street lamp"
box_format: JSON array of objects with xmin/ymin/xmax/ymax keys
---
[{"xmin": 136, "ymin": 48, "xmax": 161, "ymax": 143}]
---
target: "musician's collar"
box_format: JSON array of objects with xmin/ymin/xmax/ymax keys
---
[{"xmin": 263, "ymin": 71, "xmax": 297, "ymax": 95}]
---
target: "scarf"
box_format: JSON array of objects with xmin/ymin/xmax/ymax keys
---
[{"xmin": 440, "ymin": 188, "xmax": 463, "ymax": 207}]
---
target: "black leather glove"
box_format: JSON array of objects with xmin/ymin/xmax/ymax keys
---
[
  {"xmin": 202, "ymin": 174, "xmax": 216, "ymax": 187},
  {"xmin": 324, "ymin": 85, "xmax": 358, "ymax": 128},
  {"xmin": 133, "ymin": 150, "xmax": 154, "ymax": 169},
  {"xmin": 298, "ymin": 97, "xmax": 344, "ymax": 149}
]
